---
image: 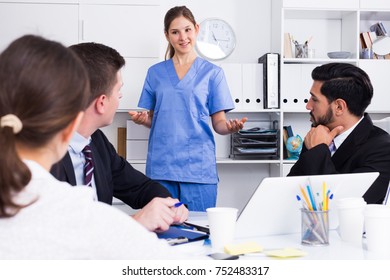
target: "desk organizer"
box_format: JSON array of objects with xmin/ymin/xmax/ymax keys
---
[{"xmin": 230, "ymin": 120, "xmax": 279, "ymax": 159}]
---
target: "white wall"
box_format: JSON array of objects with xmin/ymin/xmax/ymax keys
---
[{"xmin": 161, "ymin": 0, "xmax": 271, "ymax": 63}]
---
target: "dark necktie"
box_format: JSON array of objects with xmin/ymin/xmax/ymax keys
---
[
  {"xmin": 329, "ymin": 140, "xmax": 336, "ymax": 153},
  {"xmin": 82, "ymin": 144, "xmax": 94, "ymax": 187}
]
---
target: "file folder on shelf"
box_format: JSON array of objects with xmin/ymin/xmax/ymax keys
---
[{"xmin": 258, "ymin": 53, "xmax": 280, "ymax": 109}]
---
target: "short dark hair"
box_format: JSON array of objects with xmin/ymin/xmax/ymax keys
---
[
  {"xmin": 69, "ymin": 42, "xmax": 125, "ymax": 105},
  {"xmin": 311, "ymin": 63, "xmax": 373, "ymax": 117}
]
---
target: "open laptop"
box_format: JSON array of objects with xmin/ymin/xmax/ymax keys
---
[{"xmin": 234, "ymin": 172, "xmax": 379, "ymax": 238}]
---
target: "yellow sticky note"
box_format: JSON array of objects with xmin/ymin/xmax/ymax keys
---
[
  {"xmin": 224, "ymin": 242, "xmax": 263, "ymax": 255},
  {"xmin": 264, "ymin": 247, "xmax": 307, "ymax": 258}
]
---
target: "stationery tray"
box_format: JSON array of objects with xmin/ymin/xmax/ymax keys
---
[
  {"xmin": 327, "ymin": 51, "xmax": 351, "ymax": 59},
  {"xmin": 234, "ymin": 138, "xmax": 277, "ymax": 147},
  {"xmin": 238, "ymin": 127, "xmax": 278, "ymax": 136},
  {"xmin": 237, "ymin": 132, "xmax": 278, "ymax": 138},
  {"xmin": 234, "ymin": 147, "xmax": 278, "ymax": 154}
]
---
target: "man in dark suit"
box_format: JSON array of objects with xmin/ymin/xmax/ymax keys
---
[
  {"xmin": 51, "ymin": 42, "xmax": 188, "ymax": 231},
  {"xmin": 288, "ymin": 63, "xmax": 390, "ymax": 204}
]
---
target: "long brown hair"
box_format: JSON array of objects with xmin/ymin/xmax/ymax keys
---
[
  {"xmin": 164, "ymin": 6, "xmax": 197, "ymax": 60},
  {"xmin": 0, "ymin": 35, "xmax": 90, "ymax": 217}
]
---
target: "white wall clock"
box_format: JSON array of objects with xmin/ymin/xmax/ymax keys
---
[{"xmin": 196, "ymin": 18, "xmax": 236, "ymax": 60}]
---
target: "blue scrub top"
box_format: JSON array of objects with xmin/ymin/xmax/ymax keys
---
[{"xmin": 138, "ymin": 57, "xmax": 234, "ymax": 184}]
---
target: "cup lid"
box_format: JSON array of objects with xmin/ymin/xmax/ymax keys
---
[
  {"xmin": 364, "ymin": 204, "xmax": 390, "ymax": 217},
  {"xmin": 336, "ymin": 197, "xmax": 367, "ymax": 209}
]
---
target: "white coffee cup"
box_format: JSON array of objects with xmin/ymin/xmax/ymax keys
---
[
  {"xmin": 336, "ymin": 197, "xmax": 367, "ymax": 244},
  {"xmin": 364, "ymin": 204, "xmax": 390, "ymax": 253},
  {"xmin": 206, "ymin": 207, "xmax": 238, "ymax": 251}
]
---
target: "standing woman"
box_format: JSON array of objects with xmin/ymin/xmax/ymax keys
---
[
  {"xmin": 129, "ymin": 6, "xmax": 247, "ymax": 211},
  {"xmin": 0, "ymin": 35, "xmax": 189, "ymax": 259}
]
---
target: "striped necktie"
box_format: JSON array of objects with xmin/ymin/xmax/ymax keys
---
[
  {"xmin": 82, "ymin": 144, "xmax": 94, "ymax": 187},
  {"xmin": 329, "ymin": 140, "xmax": 336, "ymax": 153}
]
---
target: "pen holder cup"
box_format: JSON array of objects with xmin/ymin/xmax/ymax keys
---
[
  {"xmin": 301, "ymin": 209, "xmax": 329, "ymax": 246},
  {"xmin": 295, "ymin": 44, "xmax": 308, "ymax": 58}
]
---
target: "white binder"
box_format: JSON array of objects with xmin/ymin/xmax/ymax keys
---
[
  {"xmin": 242, "ymin": 64, "xmax": 263, "ymax": 110},
  {"xmin": 220, "ymin": 63, "xmax": 243, "ymax": 111}
]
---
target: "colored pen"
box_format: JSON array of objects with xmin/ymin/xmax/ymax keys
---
[
  {"xmin": 316, "ymin": 192, "xmax": 322, "ymax": 210},
  {"xmin": 300, "ymin": 186, "xmax": 313, "ymax": 211},
  {"xmin": 174, "ymin": 202, "xmax": 183, "ymax": 208},
  {"xmin": 322, "ymin": 182, "xmax": 327, "ymax": 210},
  {"xmin": 325, "ymin": 190, "xmax": 334, "ymax": 210},
  {"xmin": 296, "ymin": 195, "xmax": 308, "ymax": 209},
  {"xmin": 306, "ymin": 185, "xmax": 317, "ymax": 211}
]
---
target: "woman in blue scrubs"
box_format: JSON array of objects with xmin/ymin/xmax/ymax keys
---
[{"xmin": 129, "ymin": 6, "xmax": 247, "ymax": 211}]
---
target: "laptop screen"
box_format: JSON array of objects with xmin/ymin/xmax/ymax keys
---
[{"xmin": 235, "ymin": 172, "xmax": 379, "ymax": 238}]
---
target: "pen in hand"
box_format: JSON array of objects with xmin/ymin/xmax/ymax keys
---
[
  {"xmin": 174, "ymin": 202, "xmax": 183, "ymax": 208},
  {"xmin": 172, "ymin": 202, "xmax": 184, "ymax": 224}
]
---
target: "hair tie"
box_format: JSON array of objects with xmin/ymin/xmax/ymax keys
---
[{"xmin": 0, "ymin": 114, "xmax": 23, "ymax": 134}]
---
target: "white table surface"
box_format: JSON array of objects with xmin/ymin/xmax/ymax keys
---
[{"xmin": 179, "ymin": 212, "xmax": 390, "ymax": 260}]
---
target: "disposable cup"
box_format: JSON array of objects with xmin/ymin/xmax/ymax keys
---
[
  {"xmin": 336, "ymin": 197, "xmax": 367, "ymax": 244},
  {"xmin": 364, "ymin": 204, "xmax": 390, "ymax": 253},
  {"xmin": 206, "ymin": 207, "xmax": 238, "ymax": 251}
]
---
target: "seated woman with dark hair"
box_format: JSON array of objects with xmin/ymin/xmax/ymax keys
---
[{"xmin": 0, "ymin": 35, "xmax": 192, "ymax": 260}]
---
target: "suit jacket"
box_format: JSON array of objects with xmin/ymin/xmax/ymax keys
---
[
  {"xmin": 288, "ymin": 114, "xmax": 390, "ymax": 204},
  {"xmin": 51, "ymin": 129, "xmax": 171, "ymax": 209}
]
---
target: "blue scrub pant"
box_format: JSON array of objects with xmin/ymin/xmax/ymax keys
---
[{"xmin": 156, "ymin": 180, "xmax": 217, "ymax": 212}]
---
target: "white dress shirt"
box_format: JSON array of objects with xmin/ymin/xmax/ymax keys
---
[
  {"xmin": 68, "ymin": 132, "xmax": 97, "ymax": 200},
  {"xmin": 331, "ymin": 116, "xmax": 364, "ymax": 156}
]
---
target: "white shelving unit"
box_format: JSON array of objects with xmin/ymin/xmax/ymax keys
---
[{"xmin": 271, "ymin": 0, "xmax": 390, "ymax": 176}]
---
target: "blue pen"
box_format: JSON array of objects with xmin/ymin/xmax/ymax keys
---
[
  {"xmin": 174, "ymin": 202, "xmax": 183, "ymax": 208},
  {"xmin": 296, "ymin": 195, "xmax": 308, "ymax": 209},
  {"xmin": 306, "ymin": 185, "xmax": 317, "ymax": 211}
]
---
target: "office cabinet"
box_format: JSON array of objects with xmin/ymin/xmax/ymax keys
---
[
  {"xmin": 126, "ymin": 120, "xmax": 149, "ymax": 161},
  {"xmin": 0, "ymin": 1, "xmax": 161, "ymax": 111},
  {"xmin": 78, "ymin": 3, "xmax": 160, "ymax": 110},
  {"xmin": 0, "ymin": 2, "xmax": 78, "ymax": 52},
  {"xmin": 79, "ymin": 4, "xmax": 160, "ymax": 58}
]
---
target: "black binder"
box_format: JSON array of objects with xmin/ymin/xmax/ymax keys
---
[{"xmin": 258, "ymin": 53, "xmax": 280, "ymax": 109}]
